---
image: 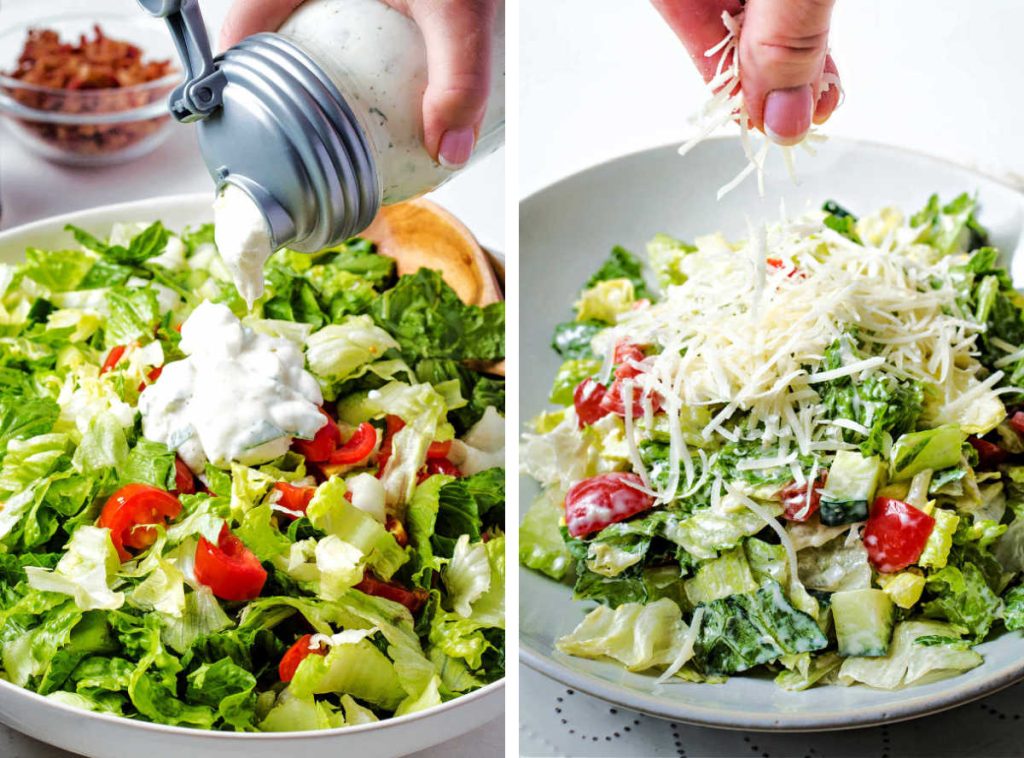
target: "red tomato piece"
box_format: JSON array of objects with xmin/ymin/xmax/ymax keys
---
[
  {"xmin": 779, "ymin": 473, "xmax": 827, "ymax": 522},
  {"xmin": 293, "ymin": 408, "xmax": 340, "ymax": 462},
  {"xmin": 272, "ymin": 481, "xmax": 316, "ymax": 516},
  {"xmin": 100, "ymin": 345, "xmax": 127, "ymax": 374},
  {"xmin": 97, "ymin": 484, "xmax": 182, "ymax": 561},
  {"xmin": 419, "ymin": 458, "xmax": 462, "ymax": 483},
  {"xmin": 564, "ymin": 472, "xmax": 655, "ymax": 538},
  {"xmin": 968, "ymin": 436, "xmax": 1008, "ymax": 467},
  {"xmin": 194, "ymin": 525, "xmax": 267, "ymax": 601},
  {"xmin": 328, "ymin": 422, "xmax": 378, "ymax": 466},
  {"xmin": 599, "ymin": 377, "xmax": 663, "ymax": 419},
  {"xmin": 355, "ymin": 573, "xmax": 429, "ymax": 614},
  {"xmin": 613, "ymin": 342, "xmax": 647, "ymax": 380},
  {"xmin": 278, "ymin": 634, "xmax": 327, "ymax": 682},
  {"xmin": 573, "ymin": 378, "xmax": 610, "ymax": 428},
  {"xmin": 173, "ymin": 458, "xmax": 196, "ymax": 495},
  {"xmin": 767, "ymin": 257, "xmax": 784, "ymax": 269},
  {"xmin": 863, "ymin": 497, "xmax": 936, "ymax": 573},
  {"xmin": 375, "ymin": 415, "xmax": 406, "ymax": 476},
  {"xmin": 1009, "ymin": 411, "xmax": 1024, "ymax": 437},
  {"xmin": 147, "ymin": 366, "xmax": 163, "ymax": 383},
  {"xmin": 427, "ymin": 440, "xmax": 452, "ymax": 459}
]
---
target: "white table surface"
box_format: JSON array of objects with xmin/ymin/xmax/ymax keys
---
[
  {"xmin": 520, "ymin": 0, "xmax": 1024, "ymax": 755},
  {"xmin": 0, "ymin": 0, "xmax": 503, "ymax": 756}
]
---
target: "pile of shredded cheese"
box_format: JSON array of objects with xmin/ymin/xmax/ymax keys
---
[
  {"xmin": 597, "ymin": 209, "xmax": 1009, "ymax": 511},
  {"xmin": 680, "ymin": 11, "xmax": 840, "ymax": 199}
]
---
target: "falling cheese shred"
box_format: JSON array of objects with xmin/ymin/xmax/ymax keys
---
[{"xmin": 679, "ymin": 10, "xmax": 836, "ymax": 199}]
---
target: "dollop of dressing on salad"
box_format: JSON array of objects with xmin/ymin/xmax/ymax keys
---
[
  {"xmin": 139, "ymin": 301, "xmax": 325, "ymax": 472},
  {"xmin": 213, "ymin": 185, "xmax": 275, "ymax": 309}
]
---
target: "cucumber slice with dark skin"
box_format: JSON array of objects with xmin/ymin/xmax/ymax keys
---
[
  {"xmin": 831, "ymin": 588, "xmax": 896, "ymax": 657},
  {"xmin": 819, "ymin": 451, "xmax": 884, "ymax": 526}
]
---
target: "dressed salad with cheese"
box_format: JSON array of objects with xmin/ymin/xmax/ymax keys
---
[
  {"xmin": 0, "ymin": 220, "xmax": 505, "ymax": 729},
  {"xmin": 521, "ymin": 194, "xmax": 1024, "ymax": 690}
]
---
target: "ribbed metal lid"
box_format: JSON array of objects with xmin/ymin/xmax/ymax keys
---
[{"xmin": 138, "ymin": 0, "xmax": 380, "ymax": 252}]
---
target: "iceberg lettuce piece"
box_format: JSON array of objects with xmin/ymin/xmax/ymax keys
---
[
  {"xmin": 25, "ymin": 526, "xmax": 123, "ymax": 611},
  {"xmin": 837, "ymin": 620, "xmax": 982, "ymax": 689}
]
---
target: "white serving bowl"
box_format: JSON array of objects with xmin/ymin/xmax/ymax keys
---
[
  {"xmin": 0, "ymin": 194, "xmax": 504, "ymax": 758},
  {"xmin": 519, "ymin": 136, "xmax": 1024, "ymax": 730}
]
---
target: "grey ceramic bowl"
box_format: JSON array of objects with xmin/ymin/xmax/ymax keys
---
[{"xmin": 519, "ymin": 136, "xmax": 1024, "ymax": 731}]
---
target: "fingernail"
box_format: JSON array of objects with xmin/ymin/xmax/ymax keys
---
[
  {"xmin": 439, "ymin": 128, "xmax": 475, "ymax": 168},
  {"xmin": 764, "ymin": 86, "xmax": 814, "ymax": 146}
]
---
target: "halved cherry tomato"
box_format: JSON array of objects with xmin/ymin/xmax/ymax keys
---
[
  {"xmin": 195, "ymin": 525, "xmax": 267, "ymax": 601},
  {"xmin": 863, "ymin": 497, "xmax": 936, "ymax": 573},
  {"xmin": 427, "ymin": 440, "xmax": 452, "ymax": 459},
  {"xmin": 779, "ymin": 473, "xmax": 827, "ymax": 522},
  {"xmin": 355, "ymin": 573, "xmax": 428, "ymax": 614},
  {"xmin": 613, "ymin": 342, "xmax": 647, "ymax": 380},
  {"xmin": 1009, "ymin": 411, "xmax": 1024, "ymax": 437},
  {"xmin": 173, "ymin": 458, "xmax": 196, "ymax": 495},
  {"xmin": 564, "ymin": 472, "xmax": 654, "ymax": 538},
  {"xmin": 573, "ymin": 378, "xmax": 610, "ymax": 428},
  {"xmin": 426, "ymin": 458, "xmax": 461, "ymax": 477},
  {"xmin": 418, "ymin": 457, "xmax": 463, "ymax": 483},
  {"xmin": 97, "ymin": 484, "xmax": 182, "ymax": 561},
  {"xmin": 272, "ymin": 481, "xmax": 316, "ymax": 516},
  {"xmin": 599, "ymin": 377, "xmax": 663, "ymax": 419},
  {"xmin": 968, "ymin": 436, "xmax": 1008, "ymax": 467},
  {"xmin": 329, "ymin": 422, "xmax": 378, "ymax": 466},
  {"xmin": 278, "ymin": 634, "xmax": 327, "ymax": 682},
  {"xmin": 293, "ymin": 408, "xmax": 340, "ymax": 463},
  {"xmin": 100, "ymin": 345, "xmax": 128, "ymax": 374}
]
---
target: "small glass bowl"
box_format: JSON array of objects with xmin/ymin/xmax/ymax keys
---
[{"xmin": 0, "ymin": 11, "xmax": 182, "ymax": 167}]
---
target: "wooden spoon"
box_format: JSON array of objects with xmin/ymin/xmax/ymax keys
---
[
  {"xmin": 362, "ymin": 198, "xmax": 503, "ymax": 307},
  {"xmin": 362, "ymin": 198, "xmax": 505, "ymax": 375}
]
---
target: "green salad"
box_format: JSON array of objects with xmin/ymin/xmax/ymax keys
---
[
  {"xmin": 521, "ymin": 194, "xmax": 1024, "ymax": 690},
  {"xmin": 0, "ymin": 220, "xmax": 504, "ymax": 730}
]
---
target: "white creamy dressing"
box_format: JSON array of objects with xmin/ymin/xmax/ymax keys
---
[
  {"xmin": 213, "ymin": 185, "xmax": 275, "ymax": 310},
  {"xmin": 139, "ymin": 301, "xmax": 324, "ymax": 472}
]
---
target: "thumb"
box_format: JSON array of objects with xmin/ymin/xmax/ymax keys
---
[
  {"xmin": 739, "ymin": 0, "xmax": 836, "ymax": 144},
  {"xmin": 404, "ymin": 0, "xmax": 498, "ymax": 168}
]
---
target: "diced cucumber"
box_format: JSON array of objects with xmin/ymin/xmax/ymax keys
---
[
  {"xmin": 831, "ymin": 588, "xmax": 896, "ymax": 657},
  {"xmin": 889, "ymin": 425, "xmax": 963, "ymax": 481},
  {"xmin": 819, "ymin": 451, "xmax": 884, "ymax": 526}
]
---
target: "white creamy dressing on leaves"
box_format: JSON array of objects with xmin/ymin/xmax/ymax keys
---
[
  {"xmin": 139, "ymin": 301, "xmax": 325, "ymax": 472},
  {"xmin": 213, "ymin": 185, "xmax": 275, "ymax": 310}
]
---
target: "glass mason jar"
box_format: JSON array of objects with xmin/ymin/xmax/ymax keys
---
[{"xmin": 277, "ymin": 0, "xmax": 505, "ymax": 206}]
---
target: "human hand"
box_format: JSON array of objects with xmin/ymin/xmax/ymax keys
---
[
  {"xmin": 220, "ymin": 0, "xmax": 498, "ymax": 167},
  {"xmin": 652, "ymin": 0, "xmax": 840, "ymax": 145}
]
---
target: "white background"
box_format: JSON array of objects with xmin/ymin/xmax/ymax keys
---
[
  {"xmin": 521, "ymin": 0, "xmax": 1024, "ymax": 197},
  {"xmin": 519, "ymin": 0, "xmax": 1024, "ymax": 754},
  {"xmin": 0, "ymin": 0, "xmax": 503, "ymax": 756}
]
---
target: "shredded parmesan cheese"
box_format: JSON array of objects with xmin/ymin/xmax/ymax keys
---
[{"xmin": 599, "ymin": 208, "xmax": 999, "ymax": 506}]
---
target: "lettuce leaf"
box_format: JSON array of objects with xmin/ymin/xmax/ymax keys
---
[
  {"xmin": 838, "ymin": 620, "xmax": 982, "ymax": 689},
  {"xmin": 370, "ymin": 268, "xmax": 504, "ymax": 361},
  {"xmin": 695, "ymin": 581, "xmax": 828, "ymax": 675},
  {"xmin": 556, "ymin": 597, "xmax": 689, "ymax": 672}
]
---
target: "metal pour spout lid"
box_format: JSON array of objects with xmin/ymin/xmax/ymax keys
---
[{"xmin": 138, "ymin": 0, "xmax": 380, "ymax": 253}]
